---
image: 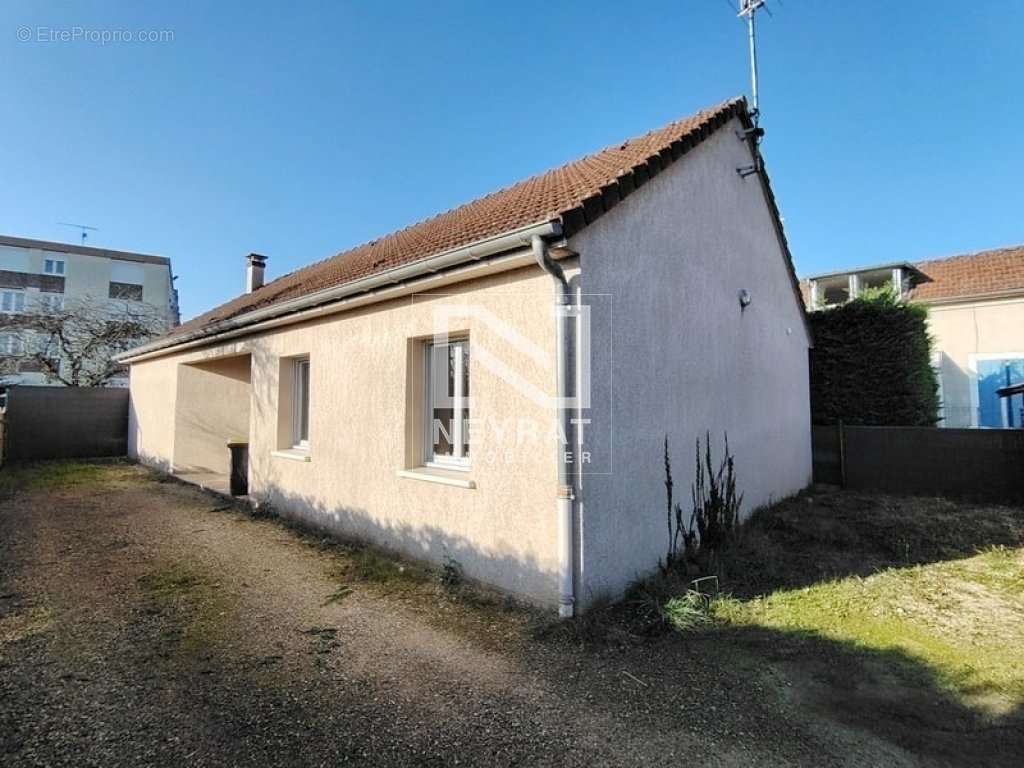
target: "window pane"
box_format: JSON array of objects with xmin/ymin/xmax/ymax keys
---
[
  {"xmin": 461, "ymin": 343, "xmax": 470, "ymax": 458},
  {"xmin": 109, "ymin": 282, "xmax": 143, "ymax": 301},
  {"xmin": 430, "ymin": 344, "xmax": 454, "ymax": 457},
  {"xmin": 427, "ymin": 340, "xmax": 470, "ymax": 462},
  {"xmin": 298, "ymin": 360, "xmax": 310, "ymax": 442},
  {"xmin": 56, "ymin": 261, "xmax": 65, "ymax": 275}
]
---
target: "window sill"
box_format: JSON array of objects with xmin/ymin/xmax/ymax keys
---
[
  {"xmin": 397, "ymin": 467, "xmax": 475, "ymax": 489},
  {"xmin": 271, "ymin": 448, "xmax": 311, "ymax": 463}
]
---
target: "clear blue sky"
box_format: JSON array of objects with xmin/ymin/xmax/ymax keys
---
[{"xmin": 2, "ymin": 1, "xmax": 1019, "ymax": 320}]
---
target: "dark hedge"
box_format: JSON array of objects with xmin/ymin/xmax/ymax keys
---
[{"xmin": 809, "ymin": 298, "xmax": 940, "ymax": 426}]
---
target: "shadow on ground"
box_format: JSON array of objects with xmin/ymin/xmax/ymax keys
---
[
  {"xmin": 721, "ymin": 489, "xmax": 1024, "ymax": 599},
  {"xmin": 2, "ymin": 461, "xmax": 1023, "ymax": 766}
]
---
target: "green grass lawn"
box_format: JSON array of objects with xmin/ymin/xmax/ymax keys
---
[
  {"xmin": 712, "ymin": 545, "xmax": 1024, "ymax": 711},
  {"xmin": 681, "ymin": 492, "xmax": 1024, "ymax": 715}
]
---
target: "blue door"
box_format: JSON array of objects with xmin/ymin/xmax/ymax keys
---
[{"xmin": 977, "ymin": 358, "xmax": 1024, "ymax": 427}]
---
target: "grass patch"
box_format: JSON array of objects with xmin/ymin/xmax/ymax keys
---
[
  {"xmin": 328, "ymin": 545, "xmax": 430, "ymax": 593},
  {"xmin": 0, "ymin": 460, "xmax": 139, "ymax": 494},
  {"xmin": 663, "ymin": 590, "xmax": 715, "ymax": 631},
  {"xmin": 705, "ymin": 492, "xmax": 1024, "ymax": 712},
  {"xmin": 579, "ymin": 490, "xmax": 1024, "ymax": 714},
  {"xmin": 712, "ymin": 548, "xmax": 1024, "ymax": 709},
  {"xmin": 138, "ymin": 561, "xmax": 230, "ymax": 652},
  {"xmin": 0, "ymin": 605, "xmax": 53, "ymax": 650}
]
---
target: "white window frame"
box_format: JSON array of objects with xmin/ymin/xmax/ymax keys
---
[
  {"xmin": 44, "ymin": 258, "xmax": 65, "ymax": 276},
  {"xmin": 1, "ymin": 290, "xmax": 26, "ymax": 314},
  {"xmin": 0, "ymin": 333, "xmax": 25, "ymax": 356},
  {"xmin": 38, "ymin": 293, "xmax": 64, "ymax": 312},
  {"xmin": 424, "ymin": 338, "xmax": 469, "ymax": 470},
  {"xmin": 292, "ymin": 357, "xmax": 311, "ymax": 450}
]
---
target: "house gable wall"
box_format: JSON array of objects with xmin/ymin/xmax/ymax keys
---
[{"xmin": 569, "ymin": 117, "xmax": 813, "ymax": 604}]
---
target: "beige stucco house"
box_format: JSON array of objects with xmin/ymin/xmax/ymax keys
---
[
  {"xmin": 122, "ymin": 97, "xmax": 813, "ymax": 613},
  {"xmin": 802, "ymin": 245, "xmax": 1024, "ymax": 428}
]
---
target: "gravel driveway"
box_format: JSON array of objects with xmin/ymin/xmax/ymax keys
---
[{"xmin": 0, "ymin": 463, "xmax": 1008, "ymax": 767}]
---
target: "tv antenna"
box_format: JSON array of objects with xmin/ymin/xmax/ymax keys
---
[
  {"xmin": 57, "ymin": 222, "xmax": 98, "ymax": 245},
  {"xmin": 738, "ymin": 0, "xmax": 769, "ymax": 127}
]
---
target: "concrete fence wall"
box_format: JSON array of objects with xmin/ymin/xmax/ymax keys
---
[
  {"xmin": 813, "ymin": 424, "xmax": 1024, "ymax": 504},
  {"xmin": 3, "ymin": 386, "xmax": 129, "ymax": 461}
]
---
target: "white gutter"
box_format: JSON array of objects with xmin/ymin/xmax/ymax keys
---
[
  {"xmin": 531, "ymin": 235, "xmax": 576, "ymax": 619},
  {"xmin": 119, "ymin": 219, "xmax": 562, "ymax": 363}
]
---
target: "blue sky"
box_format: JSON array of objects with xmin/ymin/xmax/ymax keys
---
[{"xmin": 2, "ymin": 1, "xmax": 1019, "ymax": 320}]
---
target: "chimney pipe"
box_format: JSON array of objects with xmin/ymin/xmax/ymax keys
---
[{"xmin": 246, "ymin": 253, "xmax": 267, "ymax": 293}]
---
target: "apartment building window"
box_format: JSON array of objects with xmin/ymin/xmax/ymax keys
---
[
  {"xmin": 43, "ymin": 258, "xmax": 65, "ymax": 275},
  {"xmin": 38, "ymin": 293, "xmax": 64, "ymax": 312},
  {"xmin": 0, "ymin": 333, "xmax": 25, "ymax": 356},
  {"xmin": 1, "ymin": 290, "xmax": 26, "ymax": 314},
  {"xmin": 31, "ymin": 333, "xmax": 57, "ymax": 357},
  {"xmin": 109, "ymin": 282, "xmax": 144, "ymax": 301},
  {"xmin": 292, "ymin": 357, "xmax": 310, "ymax": 449},
  {"xmin": 425, "ymin": 338, "xmax": 470, "ymax": 468}
]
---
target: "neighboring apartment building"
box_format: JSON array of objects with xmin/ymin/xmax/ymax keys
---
[
  {"xmin": 122, "ymin": 97, "xmax": 813, "ymax": 613},
  {"xmin": 0, "ymin": 234, "xmax": 179, "ymax": 387},
  {"xmin": 802, "ymin": 245, "xmax": 1024, "ymax": 428}
]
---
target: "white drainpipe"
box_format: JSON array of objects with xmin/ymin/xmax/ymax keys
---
[{"xmin": 531, "ymin": 235, "xmax": 575, "ymax": 618}]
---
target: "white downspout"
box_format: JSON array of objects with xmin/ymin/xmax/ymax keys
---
[{"xmin": 532, "ymin": 235, "xmax": 575, "ymax": 618}]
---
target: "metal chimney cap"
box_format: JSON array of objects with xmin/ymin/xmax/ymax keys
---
[{"xmin": 247, "ymin": 252, "xmax": 267, "ymax": 265}]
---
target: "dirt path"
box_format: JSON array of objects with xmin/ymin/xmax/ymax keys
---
[{"xmin": 0, "ymin": 464, "xmax": 1001, "ymax": 767}]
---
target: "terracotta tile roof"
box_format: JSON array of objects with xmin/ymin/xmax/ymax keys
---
[
  {"xmin": 909, "ymin": 245, "xmax": 1024, "ymax": 301},
  {"xmin": 168, "ymin": 97, "xmax": 761, "ymax": 342}
]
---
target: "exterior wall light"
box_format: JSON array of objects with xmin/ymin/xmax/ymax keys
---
[{"xmin": 739, "ymin": 288, "xmax": 752, "ymax": 309}]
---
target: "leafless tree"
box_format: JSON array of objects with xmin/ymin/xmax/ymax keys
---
[{"xmin": 0, "ymin": 297, "xmax": 168, "ymax": 387}]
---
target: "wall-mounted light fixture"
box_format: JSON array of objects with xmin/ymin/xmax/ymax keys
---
[{"xmin": 739, "ymin": 288, "xmax": 752, "ymax": 309}]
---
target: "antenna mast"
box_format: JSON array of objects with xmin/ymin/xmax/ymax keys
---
[
  {"xmin": 57, "ymin": 222, "xmax": 98, "ymax": 245},
  {"xmin": 738, "ymin": 0, "xmax": 766, "ymax": 126}
]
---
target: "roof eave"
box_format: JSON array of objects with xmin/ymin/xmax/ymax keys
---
[
  {"xmin": 804, "ymin": 261, "xmax": 922, "ymax": 282},
  {"xmin": 118, "ymin": 218, "xmax": 562, "ymax": 363},
  {"xmin": 912, "ymin": 287, "xmax": 1024, "ymax": 306}
]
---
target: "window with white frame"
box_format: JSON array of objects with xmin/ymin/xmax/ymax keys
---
[
  {"xmin": 0, "ymin": 333, "xmax": 25, "ymax": 356},
  {"xmin": 43, "ymin": 258, "xmax": 65, "ymax": 276},
  {"xmin": 1, "ymin": 290, "xmax": 25, "ymax": 314},
  {"xmin": 38, "ymin": 293, "xmax": 64, "ymax": 312},
  {"xmin": 425, "ymin": 338, "xmax": 470, "ymax": 468},
  {"xmin": 292, "ymin": 357, "xmax": 310, "ymax": 449}
]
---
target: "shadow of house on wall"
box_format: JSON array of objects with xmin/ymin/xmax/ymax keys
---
[{"xmin": 253, "ymin": 483, "xmax": 557, "ymax": 605}]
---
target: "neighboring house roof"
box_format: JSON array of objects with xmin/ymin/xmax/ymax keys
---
[
  {"xmin": 804, "ymin": 261, "xmax": 920, "ymax": 282},
  {"xmin": 133, "ymin": 95, "xmax": 803, "ymax": 357},
  {"xmin": 0, "ymin": 234, "xmax": 171, "ymax": 266},
  {"xmin": 907, "ymin": 245, "xmax": 1024, "ymax": 302},
  {"xmin": 800, "ymin": 245, "xmax": 1024, "ymax": 305}
]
